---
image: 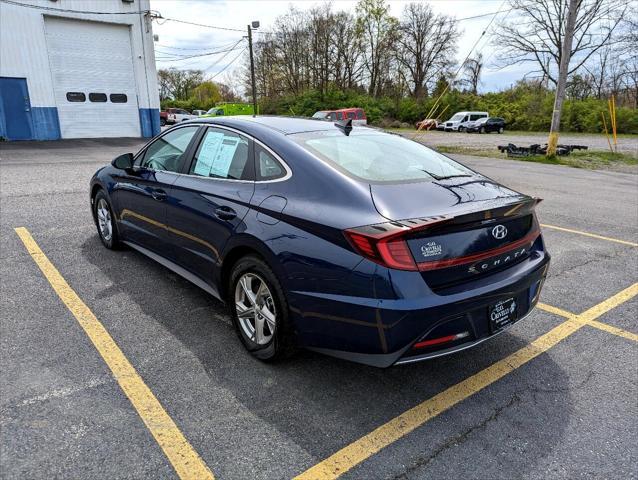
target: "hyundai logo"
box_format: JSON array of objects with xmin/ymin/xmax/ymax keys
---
[{"xmin": 491, "ymin": 224, "xmax": 508, "ymax": 239}]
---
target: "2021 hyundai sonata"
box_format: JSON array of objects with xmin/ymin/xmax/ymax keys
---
[{"xmin": 90, "ymin": 116, "xmax": 549, "ymax": 367}]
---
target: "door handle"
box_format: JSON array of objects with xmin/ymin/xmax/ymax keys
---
[
  {"xmin": 151, "ymin": 189, "xmax": 167, "ymax": 201},
  {"xmin": 215, "ymin": 206, "xmax": 237, "ymax": 220}
]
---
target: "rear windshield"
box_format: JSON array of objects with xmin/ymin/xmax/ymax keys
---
[{"xmin": 291, "ymin": 130, "xmax": 474, "ymax": 182}]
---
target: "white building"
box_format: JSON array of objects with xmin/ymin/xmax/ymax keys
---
[{"xmin": 0, "ymin": 0, "xmax": 160, "ymax": 140}]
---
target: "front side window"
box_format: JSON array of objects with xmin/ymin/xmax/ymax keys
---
[
  {"xmin": 328, "ymin": 112, "xmax": 337, "ymax": 121},
  {"xmin": 190, "ymin": 128, "xmax": 250, "ymax": 180},
  {"xmin": 256, "ymin": 145, "xmax": 285, "ymax": 181},
  {"xmin": 292, "ymin": 131, "xmax": 474, "ymax": 183},
  {"xmin": 140, "ymin": 126, "xmax": 199, "ymax": 172}
]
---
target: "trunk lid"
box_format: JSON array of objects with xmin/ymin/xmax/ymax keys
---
[{"xmin": 369, "ymin": 177, "xmax": 541, "ymax": 291}]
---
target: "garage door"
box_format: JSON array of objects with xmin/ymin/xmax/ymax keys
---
[{"xmin": 44, "ymin": 17, "xmax": 141, "ymax": 138}]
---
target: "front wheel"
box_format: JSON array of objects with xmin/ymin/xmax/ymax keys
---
[
  {"xmin": 229, "ymin": 255, "xmax": 296, "ymax": 361},
  {"xmin": 160, "ymin": 118, "xmax": 166, "ymax": 127},
  {"xmin": 93, "ymin": 191, "xmax": 121, "ymax": 249},
  {"xmin": 459, "ymin": 126, "xmax": 466, "ymax": 133},
  {"xmin": 498, "ymin": 127, "xmax": 504, "ymax": 134},
  {"xmin": 479, "ymin": 127, "xmax": 485, "ymax": 134}
]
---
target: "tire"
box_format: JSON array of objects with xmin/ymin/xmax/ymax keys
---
[
  {"xmin": 498, "ymin": 127, "xmax": 504, "ymax": 134},
  {"xmin": 160, "ymin": 118, "xmax": 166, "ymax": 127},
  {"xmin": 93, "ymin": 190, "xmax": 121, "ymax": 249},
  {"xmin": 459, "ymin": 126, "xmax": 466, "ymax": 133},
  {"xmin": 479, "ymin": 127, "xmax": 485, "ymax": 134},
  {"xmin": 228, "ymin": 255, "xmax": 296, "ymax": 361}
]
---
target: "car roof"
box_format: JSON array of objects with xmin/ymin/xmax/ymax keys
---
[{"xmin": 187, "ymin": 115, "xmax": 365, "ymax": 135}]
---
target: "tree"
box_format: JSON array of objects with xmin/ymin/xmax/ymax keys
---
[
  {"xmin": 190, "ymin": 81, "xmax": 221, "ymax": 107},
  {"xmin": 157, "ymin": 68, "xmax": 204, "ymax": 100},
  {"xmin": 460, "ymin": 54, "xmax": 483, "ymax": 95},
  {"xmin": 496, "ymin": 0, "xmax": 627, "ymax": 86},
  {"xmin": 355, "ymin": 0, "xmax": 398, "ymax": 97},
  {"xmin": 396, "ymin": 3, "xmax": 458, "ymax": 99}
]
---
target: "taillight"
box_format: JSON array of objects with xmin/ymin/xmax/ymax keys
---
[{"xmin": 344, "ymin": 217, "xmax": 448, "ymax": 271}]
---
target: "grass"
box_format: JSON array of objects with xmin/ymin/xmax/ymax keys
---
[{"xmin": 434, "ymin": 145, "xmax": 637, "ymax": 170}]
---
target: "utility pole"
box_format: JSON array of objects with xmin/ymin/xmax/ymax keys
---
[
  {"xmin": 546, "ymin": 0, "xmax": 578, "ymax": 158},
  {"xmin": 247, "ymin": 21, "xmax": 259, "ymax": 116}
]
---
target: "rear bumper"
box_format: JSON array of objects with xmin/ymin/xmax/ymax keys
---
[{"xmin": 290, "ymin": 250, "xmax": 550, "ymax": 367}]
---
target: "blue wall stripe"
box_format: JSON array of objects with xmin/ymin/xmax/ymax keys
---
[
  {"xmin": 139, "ymin": 108, "xmax": 160, "ymax": 138},
  {"xmin": 31, "ymin": 107, "xmax": 61, "ymax": 140}
]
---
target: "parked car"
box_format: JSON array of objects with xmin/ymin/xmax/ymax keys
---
[
  {"xmin": 203, "ymin": 103, "xmax": 255, "ymax": 117},
  {"xmin": 466, "ymin": 117, "xmax": 506, "ymax": 134},
  {"xmin": 415, "ymin": 119, "xmax": 439, "ymax": 130},
  {"xmin": 443, "ymin": 111, "xmax": 489, "ymax": 131},
  {"xmin": 90, "ymin": 116, "xmax": 549, "ymax": 367},
  {"xmin": 205, "ymin": 107, "xmax": 225, "ymax": 116},
  {"xmin": 192, "ymin": 109, "xmax": 207, "ymax": 116},
  {"xmin": 312, "ymin": 108, "xmax": 367, "ymax": 125},
  {"xmin": 163, "ymin": 108, "xmax": 197, "ymax": 125},
  {"xmin": 159, "ymin": 110, "xmax": 168, "ymax": 127}
]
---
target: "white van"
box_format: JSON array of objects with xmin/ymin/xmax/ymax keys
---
[{"xmin": 444, "ymin": 111, "xmax": 488, "ymax": 132}]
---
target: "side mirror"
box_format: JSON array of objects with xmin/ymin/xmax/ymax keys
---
[{"xmin": 112, "ymin": 153, "xmax": 134, "ymax": 170}]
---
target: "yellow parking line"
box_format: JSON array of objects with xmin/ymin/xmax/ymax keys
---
[
  {"xmin": 539, "ymin": 301, "xmax": 638, "ymax": 342},
  {"xmin": 540, "ymin": 223, "xmax": 638, "ymax": 247},
  {"xmin": 587, "ymin": 320, "xmax": 638, "ymax": 342},
  {"xmin": 295, "ymin": 283, "xmax": 638, "ymax": 480},
  {"xmin": 14, "ymin": 227, "xmax": 214, "ymax": 480}
]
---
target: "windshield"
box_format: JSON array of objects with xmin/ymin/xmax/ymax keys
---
[
  {"xmin": 312, "ymin": 111, "xmax": 328, "ymax": 119},
  {"xmin": 291, "ymin": 130, "xmax": 474, "ymax": 183},
  {"xmin": 449, "ymin": 113, "xmax": 465, "ymax": 122}
]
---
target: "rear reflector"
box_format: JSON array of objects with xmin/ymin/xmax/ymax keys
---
[{"xmin": 413, "ymin": 331, "xmax": 470, "ymax": 349}]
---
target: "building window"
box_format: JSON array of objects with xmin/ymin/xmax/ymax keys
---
[
  {"xmin": 66, "ymin": 92, "xmax": 86, "ymax": 102},
  {"xmin": 89, "ymin": 93, "xmax": 107, "ymax": 102},
  {"xmin": 110, "ymin": 93, "xmax": 128, "ymax": 103}
]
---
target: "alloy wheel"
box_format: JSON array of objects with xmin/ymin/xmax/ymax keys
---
[
  {"xmin": 96, "ymin": 198, "xmax": 112, "ymax": 242},
  {"xmin": 234, "ymin": 273, "xmax": 276, "ymax": 345}
]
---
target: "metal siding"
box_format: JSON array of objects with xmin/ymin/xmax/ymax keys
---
[
  {"xmin": 0, "ymin": 0, "xmax": 158, "ymax": 139},
  {"xmin": 44, "ymin": 16, "xmax": 141, "ymax": 138}
]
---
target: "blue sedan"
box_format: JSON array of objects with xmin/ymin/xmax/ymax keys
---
[{"xmin": 90, "ymin": 116, "xmax": 549, "ymax": 367}]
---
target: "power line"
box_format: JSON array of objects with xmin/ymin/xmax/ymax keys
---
[
  {"xmin": 0, "ymin": 0, "xmax": 146, "ymax": 15},
  {"xmin": 154, "ymin": 44, "xmax": 245, "ymax": 62},
  {"xmin": 158, "ymin": 16, "xmax": 246, "ymax": 33},
  {"xmin": 210, "ymin": 48, "xmax": 247, "ymax": 80},
  {"xmin": 202, "ymin": 39, "xmax": 246, "ymax": 72}
]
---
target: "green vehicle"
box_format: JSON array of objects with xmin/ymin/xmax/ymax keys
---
[{"xmin": 203, "ymin": 103, "xmax": 255, "ymax": 117}]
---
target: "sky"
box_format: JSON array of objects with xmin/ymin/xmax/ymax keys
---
[{"xmin": 149, "ymin": 0, "xmax": 531, "ymax": 93}]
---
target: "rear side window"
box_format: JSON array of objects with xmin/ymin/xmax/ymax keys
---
[
  {"xmin": 66, "ymin": 92, "xmax": 85, "ymax": 102},
  {"xmin": 110, "ymin": 93, "xmax": 127, "ymax": 103},
  {"xmin": 89, "ymin": 93, "xmax": 107, "ymax": 102},
  {"xmin": 347, "ymin": 111, "xmax": 356, "ymax": 119},
  {"xmin": 256, "ymin": 145, "xmax": 285, "ymax": 181},
  {"xmin": 190, "ymin": 127, "xmax": 251, "ymax": 180},
  {"xmin": 292, "ymin": 131, "xmax": 473, "ymax": 183},
  {"xmin": 356, "ymin": 109, "xmax": 364, "ymax": 119}
]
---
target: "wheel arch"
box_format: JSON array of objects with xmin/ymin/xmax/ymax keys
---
[{"xmin": 219, "ymin": 235, "xmax": 285, "ymax": 301}]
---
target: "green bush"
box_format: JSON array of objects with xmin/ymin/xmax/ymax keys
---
[{"xmin": 255, "ymin": 82, "xmax": 637, "ymax": 134}]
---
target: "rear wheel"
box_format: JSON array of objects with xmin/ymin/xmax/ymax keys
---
[
  {"xmin": 160, "ymin": 117, "xmax": 166, "ymax": 127},
  {"xmin": 93, "ymin": 191, "xmax": 121, "ymax": 249},
  {"xmin": 459, "ymin": 126, "xmax": 466, "ymax": 133},
  {"xmin": 498, "ymin": 127, "xmax": 504, "ymax": 134},
  {"xmin": 229, "ymin": 255, "xmax": 296, "ymax": 361}
]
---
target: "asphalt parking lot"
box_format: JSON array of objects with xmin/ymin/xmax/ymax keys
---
[{"xmin": 1, "ymin": 138, "xmax": 637, "ymax": 479}]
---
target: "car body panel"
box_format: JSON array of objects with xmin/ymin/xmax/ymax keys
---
[{"xmin": 90, "ymin": 116, "xmax": 549, "ymax": 367}]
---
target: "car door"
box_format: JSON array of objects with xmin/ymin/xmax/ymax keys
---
[
  {"xmin": 111, "ymin": 125, "xmax": 201, "ymax": 254},
  {"xmin": 165, "ymin": 125, "xmax": 255, "ymax": 291}
]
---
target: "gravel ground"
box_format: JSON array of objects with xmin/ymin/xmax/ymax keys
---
[{"xmin": 400, "ymin": 129, "xmax": 638, "ymax": 156}]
